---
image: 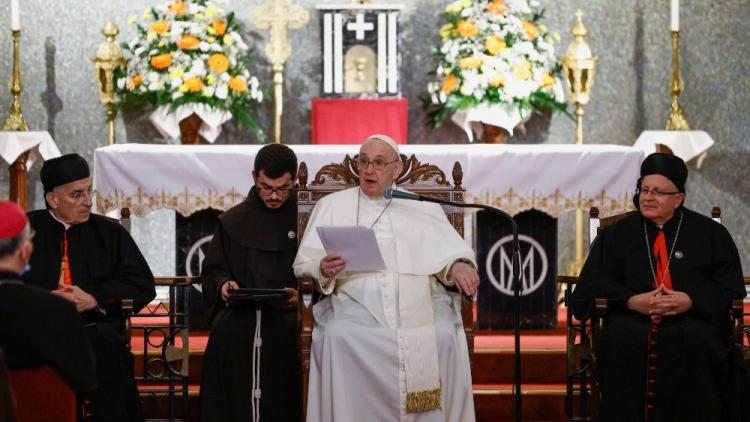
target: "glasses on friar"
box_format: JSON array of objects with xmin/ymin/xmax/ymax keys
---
[{"xmin": 258, "ymin": 185, "xmax": 293, "ymax": 196}]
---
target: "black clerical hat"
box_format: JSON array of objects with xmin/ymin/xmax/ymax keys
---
[
  {"xmin": 640, "ymin": 152, "xmax": 688, "ymax": 193},
  {"xmin": 40, "ymin": 153, "xmax": 90, "ymax": 193}
]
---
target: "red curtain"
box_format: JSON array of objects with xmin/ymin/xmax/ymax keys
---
[{"xmin": 311, "ymin": 98, "xmax": 408, "ymax": 144}]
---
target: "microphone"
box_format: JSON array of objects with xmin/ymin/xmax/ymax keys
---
[{"xmin": 383, "ymin": 187, "xmax": 423, "ymax": 202}]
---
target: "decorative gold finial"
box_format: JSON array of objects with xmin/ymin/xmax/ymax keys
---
[
  {"xmin": 665, "ymin": 31, "xmax": 690, "ymax": 130},
  {"xmin": 93, "ymin": 21, "xmax": 127, "ymax": 146},
  {"xmin": 250, "ymin": 0, "xmax": 309, "ymax": 144},
  {"xmin": 562, "ymin": 9, "xmax": 597, "ymax": 276},
  {"xmin": 3, "ymin": 30, "xmax": 28, "ymax": 132}
]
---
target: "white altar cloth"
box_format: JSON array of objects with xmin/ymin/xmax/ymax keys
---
[
  {"xmin": 93, "ymin": 143, "xmax": 643, "ymax": 218},
  {"xmin": 0, "ymin": 131, "xmax": 61, "ymax": 167}
]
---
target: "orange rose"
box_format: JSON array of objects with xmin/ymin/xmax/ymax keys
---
[
  {"xmin": 127, "ymin": 75, "xmax": 144, "ymax": 89},
  {"xmin": 211, "ymin": 19, "xmax": 227, "ymax": 37},
  {"xmin": 441, "ymin": 75, "xmax": 459, "ymax": 93},
  {"xmin": 149, "ymin": 21, "xmax": 170, "ymax": 35},
  {"xmin": 177, "ymin": 34, "xmax": 200, "ymax": 50},
  {"xmin": 184, "ymin": 77, "xmax": 204, "ymax": 92},
  {"xmin": 150, "ymin": 53, "xmax": 172, "ymax": 70},
  {"xmin": 208, "ymin": 53, "xmax": 229, "ymax": 73},
  {"xmin": 484, "ymin": 35, "xmax": 507, "ymax": 55},
  {"xmin": 229, "ymin": 76, "xmax": 247, "ymax": 92},
  {"xmin": 456, "ymin": 20, "xmax": 479, "ymax": 38},
  {"xmin": 523, "ymin": 21, "xmax": 539, "ymax": 41},
  {"xmin": 168, "ymin": 1, "xmax": 188, "ymax": 16},
  {"xmin": 488, "ymin": 0, "xmax": 508, "ymax": 16}
]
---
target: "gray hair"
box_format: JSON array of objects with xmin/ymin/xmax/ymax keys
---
[{"xmin": 0, "ymin": 224, "xmax": 32, "ymax": 259}]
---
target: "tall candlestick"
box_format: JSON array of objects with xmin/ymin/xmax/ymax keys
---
[
  {"xmin": 10, "ymin": 0, "xmax": 20, "ymax": 31},
  {"xmin": 670, "ymin": 0, "xmax": 679, "ymax": 31}
]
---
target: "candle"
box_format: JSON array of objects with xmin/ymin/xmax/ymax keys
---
[
  {"xmin": 10, "ymin": 0, "xmax": 20, "ymax": 31},
  {"xmin": 670, "ymin": 0, "xmax": 679, "ymax": 31}
]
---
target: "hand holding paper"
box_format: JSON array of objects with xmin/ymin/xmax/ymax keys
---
[{"xmin": 316, "ymin": 226, "xmax": 386, "ymax": 272}]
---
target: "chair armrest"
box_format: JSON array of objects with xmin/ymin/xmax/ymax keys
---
[{"xmin": 732, "ymin": 298, "xmax": 744, "ymax": 345}]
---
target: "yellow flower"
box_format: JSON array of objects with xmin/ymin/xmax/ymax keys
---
[
  {"xmin": 150, "ymin": 53, "xmax": 172, "ymax": 70},
  {"xmin": 157, "ymin": 41, "xmax": 165, "ymax": 48},
  {"xmin": 488, "ymin": 0, "xmax": 508, "ymax": 15},
  {"xmin": 206, "ymin": 74, "xmax": 217, "ymax": 85},
  {"xmin": 445, "ymin": 1, "xmax": 462, "ymax": 13},
  {"xmin": 439, "ymin": 24, "xmax": 453, "ymax": 40},
  {"xmin": 146, "ymin": 32, "xmax": 157, "ymax": 41},
  {"xmin": 127, "ymin": 75, "xmax": 144, "ymax": 90},
  {"xmin": 212, "ymin": 19, "xmax": 227, "ymax": 37},
  {"xmin": 184, "ymin": 76, "xmax": 204, "ymax": 92},
  {"xmin": 489, "ymin": 74, "xmax": 506, "ymax": 88},
  {"xmin": 484, "ymin": 35, "xmax": 506, "ymax": 55},
  {"xmin": 128, "ymin": 16, "xmax": 137, "ymax": 25},
  {"xmin": 207, "ymin": 36, "xmax": 216, "ymax": 43},
  {"xmin": 205, "ymin": 5, "xmax": 220, "ymax": 19},
  {"xmin": 168, "ymin": 1, "xmax": 188, "ymax": 16},
  {"xmin": 456, "ymin": 20, "xmax": 479, "ymax": 38},
  {"xmin": 170, "ymin": 69, "xmax": 185, "ymax": 79},
  {"xmin": 460, "ymin": 0, "xmax": 472, "ymax": 7},
  {"xmin": 443, "ymin": 67, "xmax": 453, "ymax": 76},
  {"xmin": 441, "ymin": 75, "xmax": 459, "ymax": 93},
  {"xmin": 142, "ymin": 8, "xmax": 152, "ymax": 20},
  {"xmin": 194, "ymin": 12, "xmax": 204, "ymax": 20},
  {"xmin": 208, "ymin": 53, "xmax": 229, "ymax": 73},
  {"xmin": 523, "ymin": 21, "xmax": 539, "ymax": 41},
  {"xmin": 178, "ymin": 35, "xmax": 200, "ymax": 50},
  {"xmin": 229, "ymin": 76, "xmax": 247, "ymax": 92},
  {"xmin": 459, "ymin": 56, "xmax": 482, "ymax": 70},
  {"xmin": 513, "ymin": 60, "xmax": 532, "ymax": 80},
  {"xmin": 542, "ymin": 73, "xmax": 555, "ymax": 89},
  {"xmin": 223, "ymin": 34, "xmax": 234, "ymax": 46},
  {"xmin": 150, "ymin": 20, "xmax": 169, "ymax": 35},
  {"xmin": 179, "ymin": 84, "xmax": 189, "ymax": 93}
]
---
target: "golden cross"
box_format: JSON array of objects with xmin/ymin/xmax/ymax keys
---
[{"xmin": 250, "ymin": 0, "xmax": 309, "ymax": 67}]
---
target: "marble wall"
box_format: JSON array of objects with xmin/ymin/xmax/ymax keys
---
[{"xmin": 0, "ymin": 0, "xmax": 747, "ymax": 274}]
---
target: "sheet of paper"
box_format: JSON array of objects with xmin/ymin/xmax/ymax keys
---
[{"xmin": 316, "ymin": 226, "xmax": 386, "ymax": 272}]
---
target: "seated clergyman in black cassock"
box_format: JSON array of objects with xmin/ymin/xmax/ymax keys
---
[
  {"xmin": 23, "ymin": 153, "xmax": 155, "ymax": 422},
  {"xmin": 199, "ymin": 143, "xmax": 301, "ymax": 422},
  {"xmin": 0, "ymin": 200, "xmax": 96, "ymax": 396},
  {"xmin": 570, "ymin": 152, "xmax": 747, "ymax": 422}
]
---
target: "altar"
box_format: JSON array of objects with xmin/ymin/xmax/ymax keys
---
[{"xmin": 94, "ymin": 143, "xmax": 643, "ymax": 329}]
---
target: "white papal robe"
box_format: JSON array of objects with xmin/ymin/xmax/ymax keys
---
[{"xmin": 293, "ymin": 187, "xmax": 476, "ymax": 422}]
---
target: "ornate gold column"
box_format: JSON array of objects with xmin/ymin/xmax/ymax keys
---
[
  {"xmin": 562, "ymin": 10, "xmax": 597, "ymax": 275},
  {"xmin": 93, "ymin": 22, "xmax": 127, "ymax": 146},
  {"xmin": 3, "ymin": 30, "xmax": 30, "ymax": 210},
  {"xmin": 250, "ymin": 0, "xmax": 309, "ymax": 144}
]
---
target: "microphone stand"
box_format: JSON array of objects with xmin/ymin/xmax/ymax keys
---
[{"xmin": 397, "ymin": 193, "xmax": 522, "ymax": 422}]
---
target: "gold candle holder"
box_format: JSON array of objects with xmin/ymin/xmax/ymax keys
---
[
  {"xmin": 3, "ymin": 30, "xmax": 30, "ymax": 210},
  {"xmin": 562, "ymin": 10, "xmax": 597, "ymax": 276},
  {"xmin": 3, "ymin": 30, "xmax": 28, "ymax": 132},
  {"xmin": 666, "ymin": 30, "xmax": 690, "ymax": 130},
  {"xmin": 94, "ymin": 22, "xmax": 127, "ymax": 145}
]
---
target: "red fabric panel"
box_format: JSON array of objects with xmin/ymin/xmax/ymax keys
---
[
  {"xmin": 311, "ymin": 98, "xmax": 408, "ymax": 144},
  {"xmin": 9, "ymin": 367, "xmax": 77, "ymax": 422}
]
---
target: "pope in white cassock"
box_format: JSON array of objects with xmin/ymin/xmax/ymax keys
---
[{"xmin": 293, "ymin": 134, "xmax": 479, "ymax": 422}]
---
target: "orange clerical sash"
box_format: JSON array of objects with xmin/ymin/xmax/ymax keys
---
[{"xmin": 58, "ymin": 231, "xmax": 72, "ymax": 286}]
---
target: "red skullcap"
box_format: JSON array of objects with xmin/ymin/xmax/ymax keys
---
[{"xmin": 0, "ymin": 200, "xmax": 28, "ymax": 239}]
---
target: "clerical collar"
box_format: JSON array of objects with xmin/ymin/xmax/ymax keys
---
[
  {"xmin": 48, "ymin": 210, "xmax": 72, "ymax": 230},
  {"xmin": 356, "ymin": 186, "xmax": 393, "ymax": 228}
]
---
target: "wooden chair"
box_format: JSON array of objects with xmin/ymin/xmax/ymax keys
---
[
  {"xmin": 295, "ymin": 154, "xmax": 474, "ymax": 418},
  {"xmin": 8, "ymin": 366, "xmax": 78, "ymax": 422},
  {"xmin": 559, "ymin": 206, "xmax": 749, "ymax": 422}
]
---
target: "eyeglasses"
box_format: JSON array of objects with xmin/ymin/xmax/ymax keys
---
[
  {"xmin": 258, "ymin": 185, "xmax": 293, "ymax": 197},
  {"xmin": 638, "ymin": 188, "xmax": 681, "ymax": 198},
  {"xmin": 356, "ymin": 157, "xmax": 399, "ymax": 171}
]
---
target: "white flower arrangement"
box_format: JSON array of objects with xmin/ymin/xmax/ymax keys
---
[
  {"xmin": 116, "ymin": 0, "xmax": 263, "ymax": 135},
  {"xmin": 424, "ymin": 0, "xmax": 567, "ymax": 129}
]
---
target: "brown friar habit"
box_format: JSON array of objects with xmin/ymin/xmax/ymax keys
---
[
  {"xmin": 199, "ymin": 187, "xmax": 301, "ymax": 422},
  {"xmin": 570, "ymin": 207, "xmax": 747, "ymax": 422},
  {"xmin": 24, "ymin": 210, "xmax": 155, "ymax": 422}
]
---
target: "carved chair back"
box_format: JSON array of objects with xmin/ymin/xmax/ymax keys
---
[{"xmin": 295, "ymin": 154, "xmax": 474, "ymax": 419}]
